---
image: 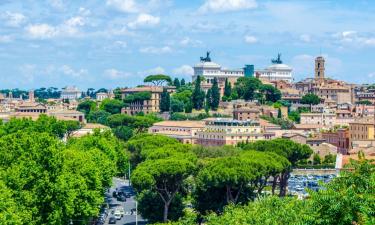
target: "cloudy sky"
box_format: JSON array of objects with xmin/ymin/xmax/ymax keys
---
[{"xmin": 1, "ymin": 0, "xmax": 375, "ymax": 89}]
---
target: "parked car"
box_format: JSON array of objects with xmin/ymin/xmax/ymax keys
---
[
  {"xmin": 117, "ymin": 207, "xmax": 125, "ymax": 217},
  {"xmin": 117, "ymin": 194, "xmax": 126, "ymax": 202},
  {"xmin": 108, "ymin": 216, "xmax": 117, "ymax": 224},
  {"xmin": 114, "ymin": 211, "xmax": 122, "ymax": 220}
]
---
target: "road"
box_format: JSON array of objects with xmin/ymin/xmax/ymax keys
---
[{"xmin": 103, "ymin": 178, "xmax": 147, "ymax": 225}]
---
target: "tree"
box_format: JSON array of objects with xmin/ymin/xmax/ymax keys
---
[
  {"xmin": 210, "ymin": 78, "xmax": 220, "ymax": 110},
  {"xmin": 173, "ymin": 78, "xmax": 181, "ymax": 89},
  {"xmin": 137, "ymin": 190, "xmax": 184, "ymax": 223},
  {"xmin": 99, "ymin": 99, "xmax": 124, "ymax": 114},
  {"xmin": 260, "ymin": 84, "xmax": 281, "ymax": 102},
  {"xmin": 323, "ymin": 153, "xmax": 336, "ymax": 164},
  {"xmin": 87, "ymin": 110, "xmax": 111, "ymax": 125},
  {"xmin": 144, "ymin": 74, "xmax": 172, "ymax": 86},
  {"xmin": 240, "ymin": 139, "xmax": 312, "ymax": 196},
  {"xmin": 288, "ymin": 110, "xmax": 301, "ymax": 123},
  {"xmin": 301, "ymin": 93, "xmax": 321, "ymax": 105},
  {"xmin": 77, "ymin": 100, "xmax": 96, "ymax": 116},
  {"xmin": 184, "ymin": 100, "xmax": 193, "ymax": 113},
  {"xmin": 234, "ymin": 77, "xmax": 262, "ymax": 100},
  {"xmin": 313, "ymin": 153, "xmax": 321, "ymax": 165},
  {"xmin": 356, "ymin": 100, "xmax": 372, "ymax": 105},
  {"xmin": 180, "ymin": 79, "xmax": 186, "ymax": 86},
  {"xmin": 123, "ymin": 91, "xmax": 151, "ymax": 103},
  {"xmin": 112, "ymin": 126, "xmax": 133, "ymax": 141},
  {"xmin": 308, "ymin": 155, "xmax": 375, "ymax": 225},
  {"xmin": 131, "ymin": 155, "xmax": 196, "ymax": 222},
  {"xmin": 172, "ymin": 90, "xmax": 192, "ymax": 104},
  {"xmin": 192, "ymin": 76, "xmax": 205, "ymax": 110},
  {"xmin": 223, "ymin": 78, "xmax": 232, "ymax": 98},
  {"xmin": 170, "ymin": 98, "xmax": 184, "ymax": 113},
  {"xmin": 205, "ymin": 89, "xmax": 212, "ymax": 110},
  {"xmin": 277, "ymin": 108, "xmax": 282, "ymax": 118},
  {"xmin": 160, "ymin": 88, "xmax": 171, "ymax": 112}
]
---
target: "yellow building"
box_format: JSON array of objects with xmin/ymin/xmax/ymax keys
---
[{"xmin": 349, "ymin": 117, "xmax": 375, "ymax": 149}]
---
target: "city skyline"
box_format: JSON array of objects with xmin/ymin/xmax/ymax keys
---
[{"xmin": 1, "ymin": 0, "xmax": 375, "ymax": 89}]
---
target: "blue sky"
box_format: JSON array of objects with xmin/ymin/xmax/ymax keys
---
[{"xmin": 1, "ymin": 0, "xmax": 375, "ymax": 89}]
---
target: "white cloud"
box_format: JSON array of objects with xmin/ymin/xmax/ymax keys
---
[
  {"xmin": 26, "ymin": 24, "xmax": 57, "ymax": 39},
  {"xmin": 368, "ymin": 72, "xmax": 375, "ymax": 78},
  {"xmin": 364, "ymin": 38, "xmax": 375, "ymax": 47},
  {"xmin": 2, "ymin": 11, "xmax": 27, "ymax": 27},
  {"xmin": 199, "ymin": 0, "xmax": 257, "ymax": 13},
  {"xmin": 140, "ymin": 66, "xmax": 166, "ymax": 76},
  {"xmin": 106, "ymin": 0, "xmax": 138, "ymax": 13},
  {"xmin": 139, "ymin": 46, "xmax": 172, "ymax": 54},
  {"xmin": 60, "ymin": 65, "xmax": 88, "ymax": 78},
  {"xmin": 0, "ymin": 35, "xmax": 12, "ymax": 43},
  {"xmin": 300, "ymin": 34, "xmax": 311, "ymax": 42},
  {"xmin": 128, "ymin": 13, "xmax": 160, "ymax": 29},
  {"xmin": 244, "ymin": 35, "xmax": 257, "ymax": 44},
  {"xmin": 48, "ymin": 0, "xmax": 64, "ymax": 10},
  {"xmin": 26, "ymin": 15, "xmax": 87, "ymax": 39},
  {"xmin": 180, "ymin": 37, "xmax": 203, "ymax": 47},
  {"xmin": 19, "ymin": 64, "xmax": 37, "ymax": 83},
  {"xmin": 173, "ymin": 65, "xmax": 194, "ymax": 76},
  {"xmin": 105, "ymin": 69, "xmax": 131, "ymax": 80}
]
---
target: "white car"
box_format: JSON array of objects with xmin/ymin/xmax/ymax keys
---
[
  {"xmin": 114, "ymin": 210, "xmax": 122, "ymax": 220},
  {"xmin": 117, "ymin": 207, "xmax": 125, "ymax": 217}
]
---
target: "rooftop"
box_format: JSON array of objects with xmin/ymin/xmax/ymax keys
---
[{"xmin": 152, "ymin": 120, "xmax": 205, "ymax": 128}]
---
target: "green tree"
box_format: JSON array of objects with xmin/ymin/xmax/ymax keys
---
[
  {"xmin": 87, "ymin": 110, "xmax": 111, "ymax": 125},
  {"xmin": 277, "ymin": 108, "xmax": 282, "ymax": 118},
  {"xmin": 192, "ymin": 76, "xmax": 205, "ymax": 110},
  {"xmin": 131, "ymin": 155, "xmax": 196, "ymax": 222},
  {"xmin": 210, "ymin": 78, "xmax": 220, "ymax": 110},
  {"xmin": 313, "ymin": 153, "xmax": 321, "ymax": 165},
  {"xmin": 113, "ymin": 126, "xmax": 133, "ymax": 141},
  {"xmin": 173, "ymin": 78, "xmax": 181, "ymax": 89},
  {"xmin": 77, "ymin": 100, "xmax": 96, "ymax": 116},
  {"xmin": 308, "ymin": 155, "xmax": 375, "ymax": 225},
  {"xmin": 323, "ymin": 153, "xmax": 336, "ymax": 164},
  {"xmin": 184, "ymin": 100, "xmax": 193, "ymax": 113},
  {"xmin": 180, "ymin": 78, "xmax": 186, "ymax": 86},
  {"xmin": 288, "ymin": 110, "xmax": 301, "ymax": 123},
  {"xmin": 240, "ymin": 139, "xmax": 312, "ymax": 196},
  {"xmin": 301, "ymin": 93, "xmax": 321, "ymax": 105},
  {"xmin": 171, "ymin": 98, "xmax": 184, "ymax": 113},
  {"xmin": 144, "ymin": 74, "xmax": 172, "ymax": 86},
  {"xmin": 137, "ymin": 190, "xmax": 184, "ymax": 223},
  {"xmin": 172, "ymin": 90, "xmax": 192, "ymax": 104},
  {"xmin": 223, "ymin": 78, "xmax": 232, "ymax": 98},
  {"xmin": 99, "ymin": 99, "xmax": 124, "ymax": 114},
  {"xmin": 160, "ymin": 88, "xmax": 171, "ymax": 112},
  {"xmin": 260, "ymin": 84, "xmax": 281, "ymax": 102},
  {"xmin": 234, "ymin": 77, "xmax": 262, "ymax": 100}
]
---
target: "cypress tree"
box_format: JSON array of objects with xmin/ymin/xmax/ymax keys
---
[
  {"xmin": 277, "ymin": 108, "xmax": 282, "ymax": 118},
  {"xmin": 180, "ymin": 78, "xmax": 186, "ymax": 86},
  {"xmin": 210, "ymin": 77, "xmax": 220, "ymax": 110},
  {"xmin": 173, "ymin": 78, "xmax": 181, "ymax": 89},
  {"xmin": 192, "ymin": 76, "xmax": 205, "ymax": 110},
  {"xmin": 160, "ymin": 88, "xmax": 170, "ymax": 112},
  {"xmin": 224, "ymin": 78, "xmax": 232, "ymax": 97}
]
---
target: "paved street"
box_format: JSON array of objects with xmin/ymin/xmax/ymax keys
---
[{"xmin": 103, "ymin": 178, "xmax": 147, "ymax": 225}]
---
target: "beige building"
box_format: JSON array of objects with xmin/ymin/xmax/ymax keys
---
[
  {"xmin": 349, "ymin": 117, "xmax": 375, "ymax": 149},
  {"xmin": 300, "ymin": 112, "xmax": 336, "ymax": 128},
  {"xmin": 121, "ymin": 86, "xmax": 175, "ymax": 115},
  {"xmin": 197, "ymin": 118, "xmax": 271, "ymax": 146},
  {"xmin": 148, "ymin": 120, "xmax": 205, "ymax": 144}
]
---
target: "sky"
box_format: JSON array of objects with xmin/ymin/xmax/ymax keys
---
[{"xmin": 1, "ymin": 0, "xmax": 375, "ymax": 90}]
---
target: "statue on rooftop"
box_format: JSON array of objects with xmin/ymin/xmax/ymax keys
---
[
  {"xmin": 200, "ymin": 51, "xmax": 211, "ymax": 62},
  {"xmin": 271, "ymin": 53, "xmax": 283, "ymax": 64}
]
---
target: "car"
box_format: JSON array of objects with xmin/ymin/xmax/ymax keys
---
[
  {"xmin": 108, "ymin": 216, "xmax": 117, "ymax": 224},
  {"xmin": 117, "ymin": 194, "xmax": 126, "ymax": 202},
  {"xmin": 114, "ymin": 211, "xmax": 122, "ymax": 220},
  {"xmin": 117, "ymin": 207, "xmax": 125, "ymax": 217},
  {"xmin": 112, "ymin": 191, "xmax": 117, "ymax": 198}
]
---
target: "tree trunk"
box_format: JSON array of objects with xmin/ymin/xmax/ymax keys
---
[
  {"xmin": 163, "ymin": 201, "xmax": 170, "ymax": 223},
  {"xmin": 279, "ymin": 172, "xmax": 290, "ymax": 197},
  {"xmin": 272, "ymin": 176, "xmax": 278, "ymax": 195}
]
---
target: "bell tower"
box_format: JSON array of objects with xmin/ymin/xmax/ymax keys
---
[{"xmin": 315, "ymin": 56, "xmax": 325, "ymax": 83}]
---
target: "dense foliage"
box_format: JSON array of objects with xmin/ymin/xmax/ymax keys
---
[
  {"xmin": 301, "ymin": 93, "xmax": 321, "ymax": 105},
  {"xmin": 0, "ymin": 117, "xmax": 127, "ymax": 225},
  {"xmin": 144, "ymin": 74, "xmax": 172, "ymax": 86},
  {"xmin": 123, "ymin": 91, "xmax": 152, "ymax": 103}
]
